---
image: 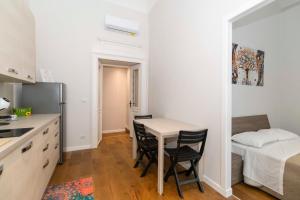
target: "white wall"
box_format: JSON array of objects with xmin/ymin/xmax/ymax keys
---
[
  {"xmin": 149, "ymin": 0, "xmax": 257, "ymax": 195},
  {"xmin": 104, "ymin": 0, "xmax": 158, "ymax": 13},
  {"xmin": 232, "ymin": 4, "xmax": 300, "ymax": 134},
  {"xmin": 102, "ymin": 67, "xmax": 128, "ymax": 132},
  {"xmin": 232, "ymin": 14, "xmax": 283, "ymax": 127},
  {"xmin": 29, "ymin": 0, "xmax": 148, "ymax": 150},
  {"xmin": 280, "ymin": 5, "xmax": 300, "ymax": 135}
]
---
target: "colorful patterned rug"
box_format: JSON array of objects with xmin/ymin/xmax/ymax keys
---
[{"xmin": 43, "ymin": 177, "xmax": 94, "ymax": 200}]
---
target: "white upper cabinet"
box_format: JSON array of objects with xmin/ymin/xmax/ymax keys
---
[{"xmin": 0, "ymin": 0, "xmax": 36, "ymax": 83}]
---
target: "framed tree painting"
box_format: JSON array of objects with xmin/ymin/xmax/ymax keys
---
[{"xmin": 232, "ymin": 43, "xmax": 265, "ymax": 86}]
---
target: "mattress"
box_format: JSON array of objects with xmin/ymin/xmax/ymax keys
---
[
  {"xmin": 232, "ymin": 141, "xmax": 263, "ymax": 187},
  {"xmin": 232, "ymin": 141, "xmax": 247, "ymax": 158},
  {"xmin": 232, "ymin": 138, "xmax": 300, "ymax": 195}
]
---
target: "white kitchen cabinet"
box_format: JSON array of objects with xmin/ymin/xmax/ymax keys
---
[
  {"xmin": 13, "ymin": 137, "xmax": 40, "ymax": 200},
  {"xmin": 33, "ymin": 122, "xmax": 60, "ymax": 200},
  {"xmin": 0, "ymin": 0, "xmax": 36, "ymax": 83},
  {"xmin": 0, "ymin": 118, "xmax": 60, "ymax": 200},
  {"xmin": 0, "ymin": 149, "xmax": 16, "ymax": 199}
]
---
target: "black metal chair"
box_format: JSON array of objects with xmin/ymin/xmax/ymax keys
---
[
  {"xmin": 134, "ymin": 115, "xmax": 155, "ymax": 156},
  {"xmin": 133, "ymin": 120, "xmax": 158, "ymax": 177},
  {"xmin": 134, "ymin": 115, "xmax": 155, "ymax": 139},
  {"xmin": 164, "ymin": 129, "xmax": 208, "ymax": 198}
]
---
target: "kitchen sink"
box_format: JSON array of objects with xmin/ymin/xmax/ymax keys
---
[{"xmin": 0, "ymin": 128, "xmax": 34, "ymax": 138}]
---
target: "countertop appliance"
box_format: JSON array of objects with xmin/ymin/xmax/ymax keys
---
[
  {"xmin": 0, "ymin": 98, "xmax": 11, "ymax": 126},
  {"xmin": 0, "ymin": 128, "xmax": 34, "ymax": 138},
  {"xmin": 21, "ymin": 82, "xmax": 65, "ymax": 164},
  {"xmin": 0, "ymin": 97, "xmax": 10, "ymax": 111}
]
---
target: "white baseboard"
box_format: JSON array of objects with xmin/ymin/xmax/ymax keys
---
[
  {"xmin": 63, "ymin": 145, "xmax": 91, "ymax": 152},
  {"xmin": 203, "ymin": 175, "xmax": 232, "ymax": 198},
  {"xmin": 102, "ymin": 129, "xmax": 126, "ymax": 134}
]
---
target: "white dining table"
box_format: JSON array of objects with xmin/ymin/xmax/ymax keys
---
[{"xmin": 134, "ymin": 118, "xmax": 202, "ymax": 195}]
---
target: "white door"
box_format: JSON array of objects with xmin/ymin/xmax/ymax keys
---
[
  {"xmin": 129, "ymin": 64, "xmax": 141, "ymax": 158},
  {"xmin": 98, "ymin": 62, "xmax": 103, "ymax": 145}
]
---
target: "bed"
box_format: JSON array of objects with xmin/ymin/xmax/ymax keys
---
[{"xmin": 231, "ymin": 115, "xmax": 300, "ymax": 200}]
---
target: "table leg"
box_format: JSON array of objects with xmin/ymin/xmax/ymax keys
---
[
  {"xmin": 132, "ymin": 136, "xmax": 137, "ymax": 159},
  {"xmin": 158, "ymin": 136, "xmax": 164, "ymax": 195}
]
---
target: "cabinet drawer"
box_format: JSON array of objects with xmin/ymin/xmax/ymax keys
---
[
  {"xmin": 40, "ymin": 125, "xmax": 51, "ymax": 141},
  {"xmin": 0, "ymin": 150, "xmax": 18, "ymax": 200},
  {"xmin": 0, "ymin": 134, "xmax": 40, "ymax": 200},
  {"xmin": 43, "ymin": 129, "xmax": 59, "ymax": 159},
  {"xmin": 50, "ymin": 119, "xmax": 60, "ymax": 134},
  {"xmin": 33, "ymin": 157, "xmax": 53, "ymax": 200},
  {"xmin": 43, "ymin": 119, "xmax": 59, "ymax": 136},
  {"xmin": 50, "ymin": 138, "xmax": 60, "ymax": 170},
  {"xmin": 49, "ymin": 130, "xmax": 59, "ymax": 161},
  {"xmin": 40, "ymin": 120, "xmax": 57, "ymax": 140},
  {"xmin": 15, "ymin": 139, "xmax": 40, "ymax": 200}
]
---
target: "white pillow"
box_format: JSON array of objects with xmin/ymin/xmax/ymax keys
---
[
  {"xmin": 258, "ymin": 128, "xmax": 299, "ymax": 141},
  {"xmin": 232, "ymin": 131, "xmax": 278, "ymax": 148}
]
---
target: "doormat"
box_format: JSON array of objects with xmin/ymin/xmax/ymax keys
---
[{"xmin": 43, "ymin": 177, "xmax": 94, "ymax": 200}]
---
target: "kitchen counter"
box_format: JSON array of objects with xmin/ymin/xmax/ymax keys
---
[{"xmin": 0, "ymin": 114, "xmax": 60, "ymax": 160}]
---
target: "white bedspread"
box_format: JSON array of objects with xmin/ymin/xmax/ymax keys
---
[{"xmin": 242, "ymin": 138, "xmax": 300, "ymax": 195}]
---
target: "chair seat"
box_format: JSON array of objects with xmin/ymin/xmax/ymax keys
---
[
  {"xmin": 165, "ymin": 145, "xmax": 200, "ymax": 162},
  {"xmin": 140, "ymin": 138, "xmax": 158, "ymax": 151}
]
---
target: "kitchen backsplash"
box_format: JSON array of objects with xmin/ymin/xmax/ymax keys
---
[{"xmin": 0, "ymin": 83, "xmax": 22, "ymax": 115}]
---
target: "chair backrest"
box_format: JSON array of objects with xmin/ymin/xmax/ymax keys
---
[
  {"xmin": 133, "ymin": 121, "xmax": 147, "ymax": 144},
  {"xmin": 134, "ymin": 115, "xmax": 153, "ymax": 119},
  {"xmin": 177, "ymin": 129, "xmax": 208, "ymax": 158}
]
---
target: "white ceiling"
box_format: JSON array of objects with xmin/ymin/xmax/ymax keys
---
[
  {"xmin": 104, "ymin": 0, "xmax": 158, "ymax": 13},
  {"xmin": 233, "ymin": 0, "xmax": 300, "ymax": 28}
]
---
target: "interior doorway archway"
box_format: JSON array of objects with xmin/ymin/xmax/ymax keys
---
[
  {"xmin": 221, "ymin": 0, "xmax": 277, "ymax": 197},
  {"xmin": 91, "ymin": 38, "xmax": 149, "ymax": 159}
]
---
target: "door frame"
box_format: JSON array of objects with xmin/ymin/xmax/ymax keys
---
[
  {"xmin": 128, "ymin": 64, "xmax": 142, "ymax": 138},
  {"xmin": 91, "ymin": 52, "xmax": 148, "ymax": 150},
  {"xmin": 221, "ymin": 0, "xmax": 275, "ymax": 197}
]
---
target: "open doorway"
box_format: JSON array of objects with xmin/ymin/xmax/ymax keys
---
[
  {"xmin": 101, "ymin": 66, "xmax": 130, "ymax": 135},
  {"xmin": 97, "ymin": 58, "xmax": 141, "ymax": 152},
  {"xmin": 224, "ymin": 0, "xmax": 300, "ymax": 199}
]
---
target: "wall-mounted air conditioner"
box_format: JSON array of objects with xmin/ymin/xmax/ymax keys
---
[{"xmin": 105, "ymin": 15, "xmax": 140, "ymax": 35}]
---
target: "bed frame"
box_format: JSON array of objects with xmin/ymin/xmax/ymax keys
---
[
  {"xmin": 232, "ymin": 115, "xmax": 270, "ymax": 136},
  {"xmin": 231, "ymin": 115, "xmax": 282, "ymax": 199}
]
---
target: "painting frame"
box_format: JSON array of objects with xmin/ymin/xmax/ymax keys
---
[{"xmin": 232, "ymin": 43, "xmax": 265, "ymax": 86}]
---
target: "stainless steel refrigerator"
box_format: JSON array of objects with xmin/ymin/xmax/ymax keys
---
[{"xmin": 21, "ymin": 82, "xmax": 66, "ymax": 164}]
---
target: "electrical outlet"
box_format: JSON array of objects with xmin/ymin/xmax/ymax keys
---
[{"xmin": 80, "ymin": 136, "xmax": 86, "ymax": 140}]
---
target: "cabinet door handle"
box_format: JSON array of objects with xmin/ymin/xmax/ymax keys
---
[
  {"xmin": 43, "ymin": 159, "xmax": 49, "ymax": 169},
  {"xmin": 55, "ymin": 132, "xmax": 59, "ymax": 137},
  {"xmin": 0, "ymin": 165, "xmax": 3, "ymax": 176},
  {"xmin": 55, "ymin": 120, "xmax": 58, "ymax": 125},
  {"xmin": 55, "ymin": 143, "xmax": 59, "ymax": 149},
  {"xmin": 43, "ymin": 128, "xmax": 49, "ymax": 135},
  {"xmin": 22, "ymin": 141, "xmax": 33, "ymax": 153},
  {"xmin": 8, "ymin": 68, "xmax": 18, "ymax": 74},
  {"xmin": 27, "ymin": 75, "xmax": 33, "ymax": 79},
  {"xmin": 43, "ymin": 144, "xmax": 49, "ymax": 152}
]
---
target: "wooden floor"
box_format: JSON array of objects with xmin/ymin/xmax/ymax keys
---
[
  {"xmin": 50, "ymin": 132, "xmax": 236, "ymax": 200},
  {"xmin": 232, "ymin": 183, "xmax": 277, "ymax": 200}
]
